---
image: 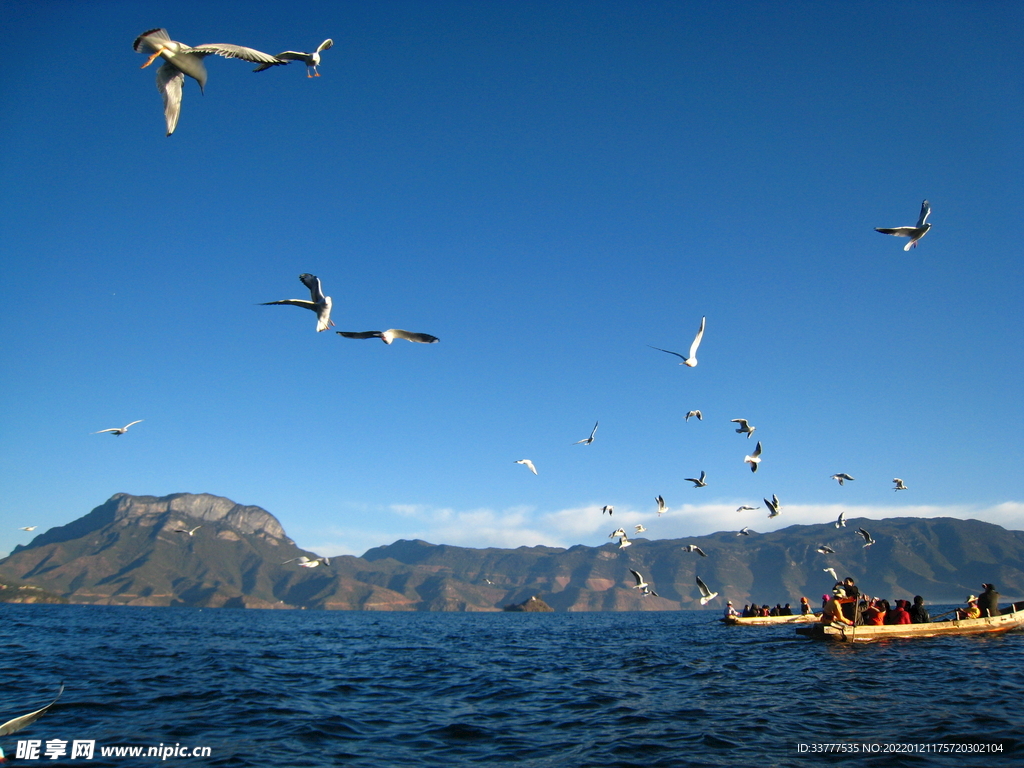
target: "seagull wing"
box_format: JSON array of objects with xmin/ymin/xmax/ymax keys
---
[
  {"xmin": 0, "ymin": 684, "xmax": 64, "ymax": 737},
  {"xmin": 317, "ymin": 39, "xmax": 334, "ymax": 53},
  {"xmin": 187, "ymin": 43, "xmax": 285, "ymax": 65},
  {"xmin": 751, "ymin": 441, "xmax": 762, "ymax": 458},
  {"xmin": 694, "ymin": 546, "xmax": 707, "ymax": 557},
  {"xmin": 875, "ymin": 227, "xmax": 917, "ymax": 237},
  {"xmin": 92, "ymin": 428, "xmax": 120, "ymax": 434},
  {"xmin": 648, "ymin": 345, "xmax": 686, "ymax": 361},
  {"xmin": 123, "ymin": 420, "xmax": 143, "ymax": 430},
  {"xmin": 389, "ymin": 330, "xmax": 440, "ymax": 344},
  {"xmin": 629, "ymin": 569, "xmax": 644, "ymax": 586},
  {"xmin": 155, "ymin": 64, "xmax": 184, "ymax": 136},
  {"xmin": 263, "ymin": 299, "xmax": 317, "ymax": 310},
  {"xmin": 917, "ymin": 200, "xmax": 931, "ymax": 227},
  {"xmin": 298, "ymin": 274, "xmax": 326, "ymax": 303},
  {"xmin": 688, "ymin": 316, "xmax": 706, "ymax": 360},
  {"xmin": 337, "ymin": 331, "xmax": 385, "ymax": 340}
]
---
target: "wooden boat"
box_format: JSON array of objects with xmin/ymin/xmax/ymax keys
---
[
  {"xmin": 722, "ymin": 613, "xmax": 822, "ymax": 626},
  {"xmin": 796, "ymin": 601, "xmax": 1024, "ymax": 643}
]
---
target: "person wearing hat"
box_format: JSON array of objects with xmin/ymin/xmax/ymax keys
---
[
  {"xmin": 723, "ymin": 601, "xmax": 739, "ymax": 619},
  {"xmin": 957, "ymin": 595, "xmax": 981, "ymax": 620},
  {"xmin": 799, "ymin": 596, "xmax": 814, "ymax": 615},
  {"xmin": 822, "ymin": 586, "xmax": 853, "ymax": 625},
  {"xmin": 978, "ymin": 583, "xmax": 1000, "ymax": 617}
]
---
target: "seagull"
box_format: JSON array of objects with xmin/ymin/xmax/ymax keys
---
[
  {"xmin": 823, "ymin": 567, "xmax": 838, "ymax": 582},
  {"xmin": 254, "ymin": 38, "xmax": 333, "ymax": 77},
  {"xmin": 262, "ymin": 274, "xmax": 334, "ymax": 332},
  {"xmin": 609, "ymin": 528, "xmax": 626, "ymax": 539},
  {"xmin": 731, "ymin": 419, "xmax": 756, "ymax": 438},
  {"xmin": 655, "ymin": 495, "xmax": 667, "ymax": 515},
  {"xmin": 835, "ymin": 511, "xmax": 847, "ymax": 528},
  {"xmin": 685, "ymin": 410, "xmax": 703, "ymax": 422},
  {"xmin": 618, "ymin": 535, "xmax": 632, "ymax": 549},
  {"xmin": 629, "ymin": 569, "xmax": 650, "ymax": 591},
  {"xmin": 744, "ymin": 442, "xmax": 762, "ymax": 473},
  {"xmin": 515, "ymin": 459, "xmax": 538, "ymax": 475},
  {"xmin": 649, "ymin": 316, "xmax": 706, "ymax": 368},
  {"xmin": 634, "ymin": 524, "xmax": 646, "ymax": 533},
  {"xmin": 640, "ymin": 586, "xmax": 659, "ymax": 597},
  {"xmin": 736, "ymin": 505, "xmax": 759, "ymax": 512},
  {"xmin": 737, "ymin": 527, "xmax": 752, "ymax": 536},
  {"xmin": 816, "ymin": 545, "xmax": 835, "ymax": 554},
  {"xmin": 573, "ymin": 421, "xmax": 599, "ymax": 445},
  {"xmin": 133, "ymin": 28, "xmax": 285, "ymax": 135},
  {"xmin": 602, "ymin": 505, "xmax": 614, "ymax": 516},
  {"xmin": 696, "ymin": 575, "xmax": 718, "ymax": 605},
  {"xmin": 765, "ymin": 494, "xmax": 781, "ymax": 518},
  {"xmin": 830, "ymin": 473, "xmax": 855, "ymax": 486},
  {"xmin": 685, "ymin": 471, "xmax": 707, "ymax": 488},
  {"xmin": 18, "ymin": 527, "xmax": 37, "ymax": 531},
  {"xmin": 283, "ymin": 556, "xmax": 330, "ymax": 568},
  {"xmin": 0, "ymin": 683, "xmax": 64, "ymax": 740},
  {"xmin": 893, "ymin": 478, "xmax": 908, "ymax": 491},
  {"xmin": 93, "ymin": 420, "xmax": 143, "ymax": 436},
  {"xmin": 684, "ymin": 544, "xmax": 707, "ymax": 557},
  {"xmin": 336, "ymin": 330, "xmax": 439, "ymax": 344},
  {"xmin": 856, "ymin": 528, "xmax": 875, "ymax": 547},
  {"xmin": 875, "ymin": 200, "xmax": 932, "ymax": 250},
  {"xmin": 174, "ymin": 525, "xmax": 202, "ymax": 537}
]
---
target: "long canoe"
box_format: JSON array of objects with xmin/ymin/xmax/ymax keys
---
[
  {"xmin": 722, "ymin": 613, "xmax": 822, "ymax": 626},
  {"xmin": 796, "ymin": 601, "xmax": 1024, "ymax": 643}
]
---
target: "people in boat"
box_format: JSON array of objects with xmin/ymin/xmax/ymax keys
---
[
  {"xmin": 978, "ymin": 583, "xmax": 1000, "ymax": 617},
  {"xmin": 957, "ymin": 595, "xmax": 981, "ymax": 620},
  {"xmin": 780, "ymin": 603, "xmax": 793, "ymax": 615},
  {"xmin": 724, "ymin": 601, "xmax": 739, "ymax": 619},
  {"xmin": 822, "ymin": 587, "xmax": 853, "ymax": 625},
  {"xmin": 885, "ymin": 599, "xmax": 912, "ymax": 625},
  {"xmin": 800, "ymin": 596, "xmax": 813, "ymax": 615},
  {"xmin": 862, "ymin": 598, "xmax": 885, "ymax": 626},
  {"xmin": 760, "ymin": 604, "xmax": 771, "ymax": 617},
  {"xmin": 908, "ymin": 595, "xmax": 930, "ymax": 624}
]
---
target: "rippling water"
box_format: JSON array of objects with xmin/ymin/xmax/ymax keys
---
[{"xmin": 1, "ymin": 605, "xmax": 1021, "ymax": 766}]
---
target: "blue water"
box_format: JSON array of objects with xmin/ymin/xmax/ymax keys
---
[{"xmin": 1, "ymin": 605, "xmax": 1021, "ymax": 767}]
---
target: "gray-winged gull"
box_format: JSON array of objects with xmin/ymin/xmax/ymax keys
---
[
  {"xmin": 875, "ymin": 200, "xmax": 932, "ymax": 250},
  {"xmin": 515, "ymin": 459, "xmax": 538, "ymax": 475},
  {"xmin": 696, "ymin": 575, "xmax": 719, "ymax": 605},
  {"xmin": 573, "ymin": 421, "xmax": 599, "ymax": 445},
  {"xmin": 649, "ymin": 316, "xmax": 706, "ymax": 368},
  {"xmin": 262, "ymin": 274, "xmax": 334, "ymax": 332},
  {"xmin": 744, "ymin": 442, "xmax": 762, "ymax": 473},
  {"xmin": 337, "ymin": 330, "xmax": 438, "ymax": 344},
  {"xmin": 685, "ymin": 470, "xmax": 707, "ymax": 488},
  {"xmin": 93, "ymin": 420, "xmax": 143, "ymax": 436},
  {"xmin": 254, "ymin": 38, "xmax": 333, "ymax": 77}
]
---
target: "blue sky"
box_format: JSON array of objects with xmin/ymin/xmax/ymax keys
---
[{"xmin": 2, "ymin": 1, "xmax": 1022, "ymax": 559}]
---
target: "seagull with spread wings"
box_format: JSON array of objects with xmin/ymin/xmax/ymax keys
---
[
  {"xmin": 655, "ymin": 495, "xmax": 667, "ymax": 516},
  {"xmin": 856, "ymin": 528, "xmax": 875, "ymax": 548},
  {"xmin": 93, "ymin": 420, "xmax": 143, "ymax": 436},
  {"xmin": 573, "ymin": 421, "xmax": 599, "ymax": 445},
  {"xmin": 684, "ymin": 544, "xmax": 707, "ymax": 557},
  {"xmin": 337, "ymin": 330, "xmax": 439, "ymax": 344},
  {"xmin": 685, "ymin": 410, "xmax": 703, "ymax": 422},
  {"xmin": 835, "ymin": 511, "xmax": 847, "ymax": 528},
  {"xmin": 262, "ymin": 274, "xmax": 334, "ymax": 332},
  {"xmin": 830, "ymin": 473, "xmax": 855, "ymax": 486},
  {"xmin": 254, "ymin": 38, "xmax": 333, "ymax": 77},
  {"xmin": 744, "ymin": 442, "xmax": 762, "ymax": 473},
  {"xmin": 174, "ymin": 525, "xmax": 202, "ymax": 537},
  {"xmin": 515, "ymin": 459, "xmax": 538, "ymax": 475},
  {"xmin": 765, "ymin": 494, "xmax": 781, "ymax": 518},
  {"xmin": 875, "ymin": 200, "xmax": 932, "ymax": 250},
  {"xmin": 893, "ymin": 478, "xmax": 908, "ymax": 491},
  {"xmin": 133, "ymin": 28, "xmax": 285, "ymax": 135},
  {"xmin": 685, "ymin": 470, "xmax": 707, "ymax": 488},
  {"xmin": 696, "ymin": 575, "xmax": 719, "ymax": 605},
  {"xmin": 649, "ymin": 316, "xmax": 706, "ymax": 368},
  {"xmin": 283, "ymin": 556, "xmax": 330, "ymax": 568},
  {"xmin": 731, "ymin": 419, "xmax": 756, "ymax": 438}
]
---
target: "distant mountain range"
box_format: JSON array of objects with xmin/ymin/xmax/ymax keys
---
[{"xmin": 2, "ymin": 492, "xmax": 1022, "ymax": 611}]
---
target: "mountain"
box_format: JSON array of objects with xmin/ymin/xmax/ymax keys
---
[{"xmin": 3, "ymin": 493, "xmax": 1023, "ymax": 610}]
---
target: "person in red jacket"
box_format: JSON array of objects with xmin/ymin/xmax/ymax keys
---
[
  {"xmin": 886, "ymin": 599, "xmax": 912, "ymax": 625},
  {"xmin": 862, "ymin": 598, "xmax": 886, "ymax": 626}
]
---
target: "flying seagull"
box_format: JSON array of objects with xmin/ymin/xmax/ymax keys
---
[
  {"xmin": 254, "ymin": 38, "xmax": 333, "ymax": 77},
  {"xmin": 336, "ymin": 329, "xmax": 439, "ymax": 344},
  {"xmin": 634, "ymin": 524, "xmax": 646, "ymax": 533},
  {"xmin": 684, "ymin": 544, "xmax": 707, "ymax": 557},
  {"xmin": 133, "ymin": 28, "xmax": 284, "ymax": 135},
  {"xmin": 737, "ymin": 527, "xmax": 752, "ymax": 536},
  {"xmin": 573, "ymin": 421, "xmax": 599, "ymax": 445},
  {"xmin": 515, "ymin": 459, "xmax": 538, "ymax": 475},
  {"xmin": 609, "ymin": 528, "xmax": 626, "ymax": 539},
  {"xmin": 655, "ymin": 495, "xmax": 667, "ymax": 516},
  {"xmin": 174, "ymin": 525, "xmax": 202, "ymax": 537},
  {"xmin": 602, "ymin": 505, "xmax": 613, "ymax": 516},
  {"xmin": 893, "ymin": 478, "xmax": 908, "ymax": 491},
  {"xmin": 685, "ymin": 470, "xmax": 707, "ymax": 488},
  {"xmin": 18, "ymin": 527, "xmax": 37, "ymax": 532},
  {"xmin": 0, "ymin": 683, "xmax": 64, "ymax": 740},
  {"xmin": 731, "ymin": 419, "xmax": 756, "ymax": 438},
  {"xmin": 629, "ymin": 569, "xmax": 650, "ymax": 591},
  {"xmin": 835, "ymin": 511, "xmax": 847, "ymax": 528},
  {"xmin": 685, "ymin": 410, "xmax": 703, "ymax": 422},
  {"xmin": 765, "ymin": 494, "xmax": 781, "ymax": 518},
  {"xmin": 283, "ymin": 556, "xmax": 330, "ymax": 568},
  {"xmin": 744, "ymin": 441, "xmax": 763, "ymax": 473},
  {"xmin": 736, "ymin": 505, "xmax": 759, "ymax": 512},
  {"xmin": 823, "ymin": 567, "xmax": 838, "ymax": 582},
  {"xmin": 816, "ymin": 545, "xmax": 835, "ymax": 554},
  {"xmin": 830, "ymin": 473, "xmax": 855, "ymax": 486},
  {"xmin": 696, "ymin": 575, "xmax": 719, "ymax": 605},
  {"xmin": 618, "ymin": 535, "xmax": 632, "ymax": 549},
  {"xmin": 262, "ymin": 274, "xmax": 334, "ymax": 332},
  {"xmin": 856, "ymin": 528, "xmax": 875, "ymax": 547},
  {"xmin": 875, "ymin": 200, "xmax": 932, "ymax": 250},
  {"xmin": 649, "ymin": 316, "xmax": 706, "ymax": 368},
  {"xmin": 93, "ymin": 420, "xmax": 143, "ymax": 436}
]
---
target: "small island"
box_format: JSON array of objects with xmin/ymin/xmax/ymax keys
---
[{"xmin": 503, "ymin": 595, "xmax": 553, "ymax": 612}]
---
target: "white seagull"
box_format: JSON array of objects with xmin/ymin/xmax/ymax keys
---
[
  {"xmin": 649, "ymin": 316, "xmax": 706, "ymax": 368},
  {"xmin": 893, "ymin": 478, "xmax": 908, "ymax": 491},
  {"xmin": 684, "ymin": 544, "xmax": 707, "ymax": 557},
  {"xmin": 765, "ymin": 494, "xmax": 781, "ymax": 518},
  {"xmin": 744, "ymin": 442, "xmax": 762, "ymax": 473},
  {"xmin": 685, "ymin": 471, "xmax": 707, "ymax": 488},
  {"xmin": 283, "ymin": 556, "xmax": 330, "ymax": 568},
  {"xmin": 816, "ymin": 545, "xmax": 835, "ymax": 554},
  {"xmin": 823, "ymin": 567, "xmax": 838, "ymax": 582},
  {"xmin": 634, "ymin": 524, "xmax": 646, "ymax": 533},
  {"xmin": 573, "ymin": 421, "xmax": 599, "ymax": 445},
  {"xmin": 737, "ymin": 527, "xmax": 752, "ymax": 536},
  {"xmin": 174, "ymin": 525, "xmax": 202, "ymax": 537},
  {"xmin": 254, "ymin": 38, "xmax": 333, "ymax": 77},
  {"xmin": 736, "ymin": 505, "xmax": 759, "ymax": 512},
  {"xmin": 609, "ymin": 528, "xmax": 626, "ymax": 539},
  {"xmin": 696, "ymin": 575, "xmax": 719, "ymax": 605},
  {"xmin": 830, "ymin": 473, "xmax": 855, "ymax": 486},
  {"xmin": 618, "ymin": 535, "xmax": 632, "ymax": 549},
  {"xmin": 685, "ymin": 410, "xmax": 703, "ymax": 422},
  {"xmin": 875, "ymin": 200, "xmax": 932, "ymax": 250},
  {"xmin": 835, "ymin": 511, "xmax": 847, "ymax": 529},
  {"xmin": 655, "ymin": 495, "xmax": 667, "ymax": 516},
  {"xmin": 856, "ymin": 528, "xmax": 875, "ymax": 547},
  {"xmin": 629, "ymin": 569, "xmax": 650, "ymax": 591},
  {"xmin": 337, "ymin": 329, "xmax": 439, "ymax": 344},
  {"xmin": 515, "ymin": 459, "xmax": 538, "ymax": 475},
  {"xmin": 602, "ymin": 505, "xmax": 614, "ymax": 516},
  {"xmin": 262, "ymin": 274, "xmax": 334, "ymax": 332},
  {"xmin": 18, "ymin": 527, "xmax": 37, "ymax": 532},
  {"xmin": 0, "ymin": 683, "xmax": 64, "ymax": 740},
  {"xmin": 93, "ymin": 420, "xmax": 143, "ymax": 436},
  {"xmin": 731, "ymin": 419, "xmax": 756, "ymax": 438},
  {"xmin": 133, "ymin": 28, "xmax": 285, "ymax": 136}
]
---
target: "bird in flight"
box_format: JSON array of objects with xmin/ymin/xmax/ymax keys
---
[
  {"xmin": 174, "ymin": 525, "xmax": 202, "ymax": 537},
  {"xmin": 262, "ymin": 274, "xmax": 334, "ymax": 332},
  {"xmin": 893, "ymin": 478, "xmax": 908, "ymax": 491},
  {"xmin": 835, "ymin": 511, "xmax": 847, "ymax": 528},
  {"xmin": 816, "ymin": 545, "xmax": 835, "ymax": 554},
  {"xmin": 93, "ymin": 420, "xmax": 143, "ymax": 436},
  {"xmin": 696, "ymin": 575, "xmax": 719, "ymax": 605},
  {"xmin": 856, "ymin": 528, "xmax": 875, "ymax": 547},
  {"xmin": 609, "ymin": 528, "xmax": 626, "ymax": 539},
  {"xmin": 737, "ymin": 527, "xmax": 752, "ymax": 536},
  {"xmin": 634, "ymin": 524, "xmax": 646, "ymax": 533},
  {"xmin": 823, "ymin": 567, "xmax": 838, "ymax": 582},
  {"xmin": 602, "ymin": 505, "xmax": 613, "ymax": 516},
  {"xmin": 283, "ymin": 556, "xmax": 330, "ymax": 568},
  {"xmin": 133, "ymin": 28, "xmax": 285, "ymax": 135},
  {"xmin": 0, "ymin": 683, "xmax": 64, "ymax": 744},
  {"xmin": 765, "ymin": 494, "xmax": 781, "ymax": 518},
  {"xmin": 617, "ymin": 534, "xmax": 632, "ymax": 549},
  {"xmin": 18, "ymin": 526, "xmax": 37, "ymax": 531},
  {"xmin": 731, "ymin": 419, "xmax": 756, "ymax": 438},
  {"xmin": 684, "ymin": 544, "xmax": 707, "ymax": 557},
  {"xmin": 685, "ymin": 471, "xmax": 707, "ymax": 488},
  {"xmin": 875, "ymin": 200, "xmax": 932, "ymax": 250},
  {"xmin": 830, "ymin": 473, "xmax": 855, "ymax": 486},
  {"xmin": 655, "ymin": 495, "xmax": 667, "ymax": 515},
  {"xmin": 254, "ymin": 38, "xmax": 333, "ymax": 77},
  {"xmin": 736, "ymin": 505, "xmax": 759, "ymax": 512},
  {"xmin": 744, "ymin": 442, "xmax": 762, "ymax": 473},
  {"xmin": 573, "ymin": 421, "xmax": 599, "ymax": 445},
  {"xmin": 649, "ymin": 316, "xmax": 706, "ymax": 368},
  {"xmin": 685, "ymin": 410, "xmax": 703, "ymax": 422},
  {"xmin": 629, "ymin": 569, "xmax": 650, "ymax": 591},
  {"xmin": 337, "ymin": 329, "xmax": 439, "ymax": 344},
  {"xmin": 515, "ymin": 459, "xmax": 538, "ymax": 475}
]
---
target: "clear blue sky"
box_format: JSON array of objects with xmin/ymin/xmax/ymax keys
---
[{"xmin": 2, "ymin": 1, "xmax": 1022, "ymax": 558}]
